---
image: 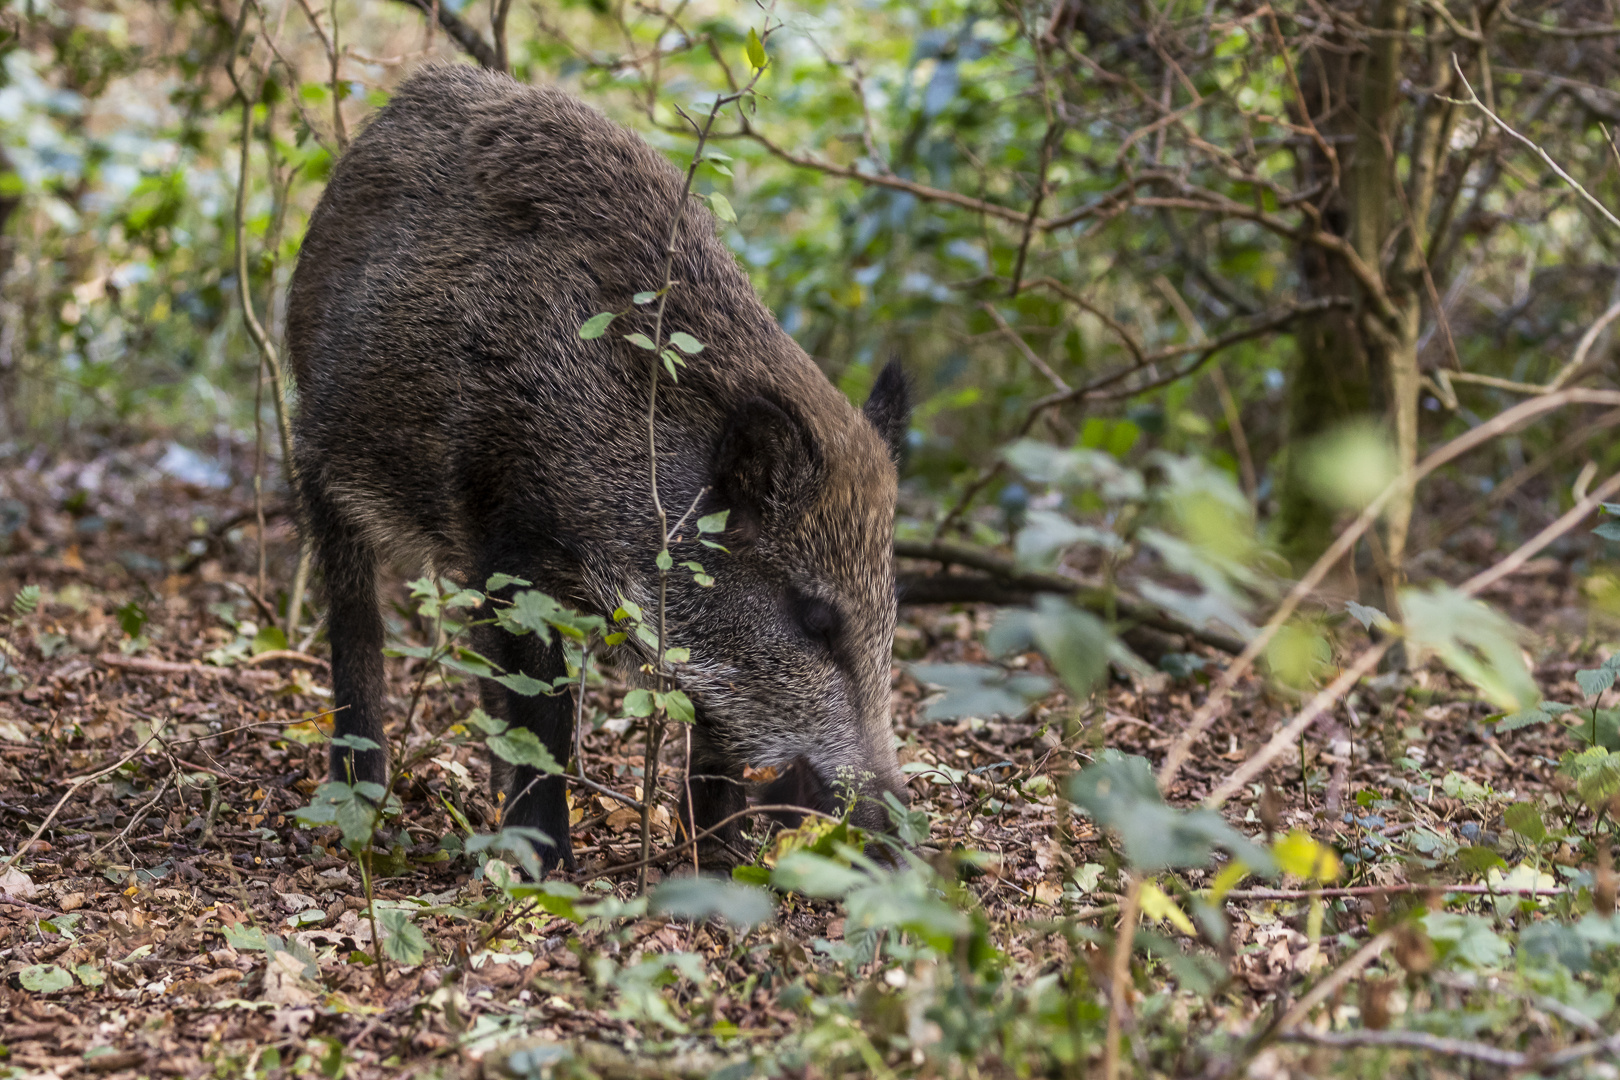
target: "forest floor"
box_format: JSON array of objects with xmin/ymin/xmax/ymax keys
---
[{"xmin": 0, "ymin": 441, "xmax": 1612, "ymax": 1079}]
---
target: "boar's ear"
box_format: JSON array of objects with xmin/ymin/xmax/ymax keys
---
[
  {"xmin": 714, "ymin": 396, "xmax": 824, "ymax": 540},
  {"xmin": 863, "ymin": 357, "xmax": 911, "ymax": 466}
]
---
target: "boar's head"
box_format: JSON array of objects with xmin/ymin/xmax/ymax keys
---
[{"xmin": 654, "ymin": 359, "xmax": 912, "ymax": 835}]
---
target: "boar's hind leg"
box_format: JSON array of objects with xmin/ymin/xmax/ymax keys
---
[
  {"xmin": 472, "ymin": 621, "xmax": 575, "ymax": 873},
  {"xmin": 683, "ymin": 732, "xmax": 747, "ymax": 868},
  {"xmin": 306, "ymin": 492, "xmax": 389, "ymax": 790}
]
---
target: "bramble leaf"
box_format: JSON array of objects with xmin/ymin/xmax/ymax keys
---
[
  {"xmin": 579, "ymin": 312, "xmax": 615, "ymax": 339},
  {"xmin": 668, "ymin": 332, "xmax": 705, "ymax": 355},
  {"xmin": 708, "ymin": 191, "xmax": 737, "ymax": 222},
  {"xmin": 486, "ymin": 728, "xmax": 564, "ymax": 774}
]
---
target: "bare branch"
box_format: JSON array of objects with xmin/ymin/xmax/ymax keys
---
[
  {"xmin": 981, "ymin": 302, "xmax": 1070, "ymax": 393},
  {"xmin": 391, "ymin": 0, "xmax": 499, "ymax": 69},
  {"xmin": 1452, "ymin": 57, "xmax": 1620, "ymax": 233}
]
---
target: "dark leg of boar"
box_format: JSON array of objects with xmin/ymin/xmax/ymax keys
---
[
  {"xmin": 681, "ymin": 733, "xmax": 747, "ymax": 864},
  {"xmin": 308, "ymin": 489, "xmax": 390, "ymax": 790},
  {"xmin": 471, "ymin": 618, "xmax": 575, "ymax": 871}
]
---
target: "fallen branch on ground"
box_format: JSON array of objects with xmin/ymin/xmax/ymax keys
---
[
  {"xmin": 1279, "ymin": 1027, "xmax": 1620, "ymax": 1070},
  {"xmin": 895, "ymin": 539, "xmax": 1246, "ymax": 655}
]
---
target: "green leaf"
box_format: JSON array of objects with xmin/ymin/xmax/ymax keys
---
[
  {"xmin": 73, "ymin": 962, "xmax": 105, "ymax": 988},
  {"xmin": 909, "ymin": 662, "xmax": 1051, "ymax": 722},
  {"xmin": 731, "ymin": 864, "xmax": 771, "ymax": 886},
  {"xmin": 1271, "ymin": 830, "xmax": 1341, "ymax": 881},
  {"xmin": 466, "ymin": 707, "xmax": 506, "ymax": 735},
  {"xmin": 1577, "ymin": 667, "xmax": 1616, "ymax": 700},
  {"xmin": 1457, "ymin": 846, "xmax": 1508, "ymax": 875},
  {"xmin": 1558, "ymin": 747, "xmax": 1620, "ymax": 812},
  {"xmin": 633, "ymin": 291, "xmax": 658, "ymax": 305},
  {"xmin": 696, "ymin": 511, "xmax": 729, "ymax": 534},
  {"xmin": 663, "ymin": 353, "xmax": 679, "ymax": 381},
  {"xmin": 296, "ymin": 779, "xmax": 383, "ymax": 850},
  {"xmin": 495, "ymin": 672, "xmax": 551, "ymax": 697},
  {"xmin": 745, "ymin": 26, "xmax": 767, "ymax": 69},
  {"xmin": 443, "ymin": 646, "xmax": 498, "ymax": 679},
  {"xmin": 623, "ymin": 689, "xmax": 656, "ymax": 717},
  {"xmin": 1497, "ymin": 709, "xmax": 1553, "ymax": 732},
  {"xmin": 116, "ymin": 600, "xmax": 148, "ymax": 639},
  {"xmin": 771, "ymin": 851, "xmax": 870, "ymax": 898},
  {"xmin": 664, "ymin": 689, "xmax": 695, "ymax": 723},
  {"xmin": 884, "ymin": 790, "xmax": 930, "ymax": 845},
  {"xmin": 487, "ymin": 728, "xmax": 565, "ymax": 774},
  {"xmin": 1593, "ymin": 520, "xmax": 1620, "ymax": 542},
  {"xmin": 693, "ymin": 574, "xmax": 715, "ymax": 588},
  {"xmin": 498, "ymin": 878, "xmax": 582, "ymax": 920},
  {"xmin": 843, "ymin": 875, "xmax": 970, "ymax": 953},
  {"xmin": 252, "ymin": 624, "xmax": 288, "ymax": 655},
  {"xmin": 1069, "ymin": 751, "xmax": 1276, "ymax": 875},
  {"xmin": 484, "ymin": 573, "xmax": 531, "ymax": 591},
  {"xmin": 377, "ymin": 908, "xmax": 429, "ymax": 966},
  {"xmin": 650, "ymin": 878, "xmax": 775, "ymax": 929},
  {"xmin": 986, "ymin": 595, "xmax": 1112, "ymax": 701},
  {"xmin": 12, "ymin": 585, "xmax": 41, "ymax": 615},
  {"xmin": 1503, "ymin": 802, "xmax": 1547, "ymax": 845},
  {"xmin": 223, "ymin": 923, "xmax": 270, "ymax": 952},
  {"xmin": 19, "ymin": 964, "xmax": 72, "ymax": 993},
  {"xmin": 501, "ymin": 589, "xmax": 563, "ymax": 640},
  {"xmin": 578, "ymin": 312, "xmax": 616, "ymax": 339},
  {"xmin": 708, "ymin": 192, "xmax": 738, "ymax": 224},
  {"xmin": 1345, "ymin": 600, "xmax": 1390, "ymax": 631},
  {"xmin": 663, "ymin": 647, "xmax": 690, "ymax": 665},
  {"xmin": 1402, "ymin": 586, "xmax": 1539, "ymax": 712},
  {"xmin": 624, "ymin": 332, "xmax": 657, "ymax": 350},
  {"xmin": 1422, "ymin": 911, "xmax": 1510, "ymax": 969},
  {"xmin": 656, "ymin": 549, "xmax": 673, "ymax": 571},
  {"xmin": 668, "ymin": 331, "xmax": 705, "ymax": 355}
]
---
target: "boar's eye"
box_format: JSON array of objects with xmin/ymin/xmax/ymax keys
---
[{"xmin": 789, "ymin": 592, "xmax": 843, "ymax": 650}]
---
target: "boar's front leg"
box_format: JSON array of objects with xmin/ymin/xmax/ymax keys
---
[
  {"xmin": 472, "ymin": 619, "xmax": 575, "ymax": 873},
  {"xmin": 682, "ymin": 730, "xmax": 747, "ymax": 868},
  {"xmin": 306, "ymin": 490, "xmax": 390, "ymax": 790}
]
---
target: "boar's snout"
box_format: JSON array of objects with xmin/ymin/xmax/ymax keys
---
[{"xmin": 762, "ymin": 755, "xmax": 911, "ymax": 839}]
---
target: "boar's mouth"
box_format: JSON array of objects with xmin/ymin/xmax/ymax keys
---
[{"xmin": 757, "ymin": 756, "xmax": 900, "ymax": 839}]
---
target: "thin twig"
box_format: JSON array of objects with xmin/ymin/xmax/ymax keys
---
[
  {"xmin": 1159, "ymin": 387, "xmax": 1620, "ymax": 791},
  {"xmin": 87, "ymin": 770, "xmax": 175, "ymax": 862},
  {"xmin": 1273, "ymin": 930, "xmax": 1393, "ymax": 1034},
  {"xmin": 981, "ymin": 303, "xmax": 1070, "ymax": 393},
  {"xmin": 633, "ymin": 34, "xmax": 773, "ymax": 894},
  {"xmin": 1104, "ymin": 874, "xmax": 1141, "ymax": 1080},
  {"xmin": 4, "ymin": 728, "xmax": 165, "ymax": 871},
  {"xmin": 1204, "ymin": 466, "xmax": 1620, "ymax": 805},
  {"xmin": 1451, "ymin": 58, "xmax": 1620, "ymax": 232}
]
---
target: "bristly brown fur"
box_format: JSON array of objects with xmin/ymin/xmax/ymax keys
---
[{"xmin": 287, "ymin": 64, "xmax": 911, "ymax": 872}]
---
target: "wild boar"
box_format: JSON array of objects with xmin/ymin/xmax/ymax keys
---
[{"xmin": 286, "ymin": 64, "xmax": 910, "ymax": 872}]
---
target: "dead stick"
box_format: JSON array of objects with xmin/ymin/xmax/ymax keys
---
[
  {"xmin": 1162, "ymin": 387, "xmax": 1620, "ymax": 791},
  {"xmin": 1104, "ymin": 874, "xmax": 1142, "ymax": 1080},
  {"xmin": 4, "ymin": 728, "xmax": 165, "ymax": 871}
]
